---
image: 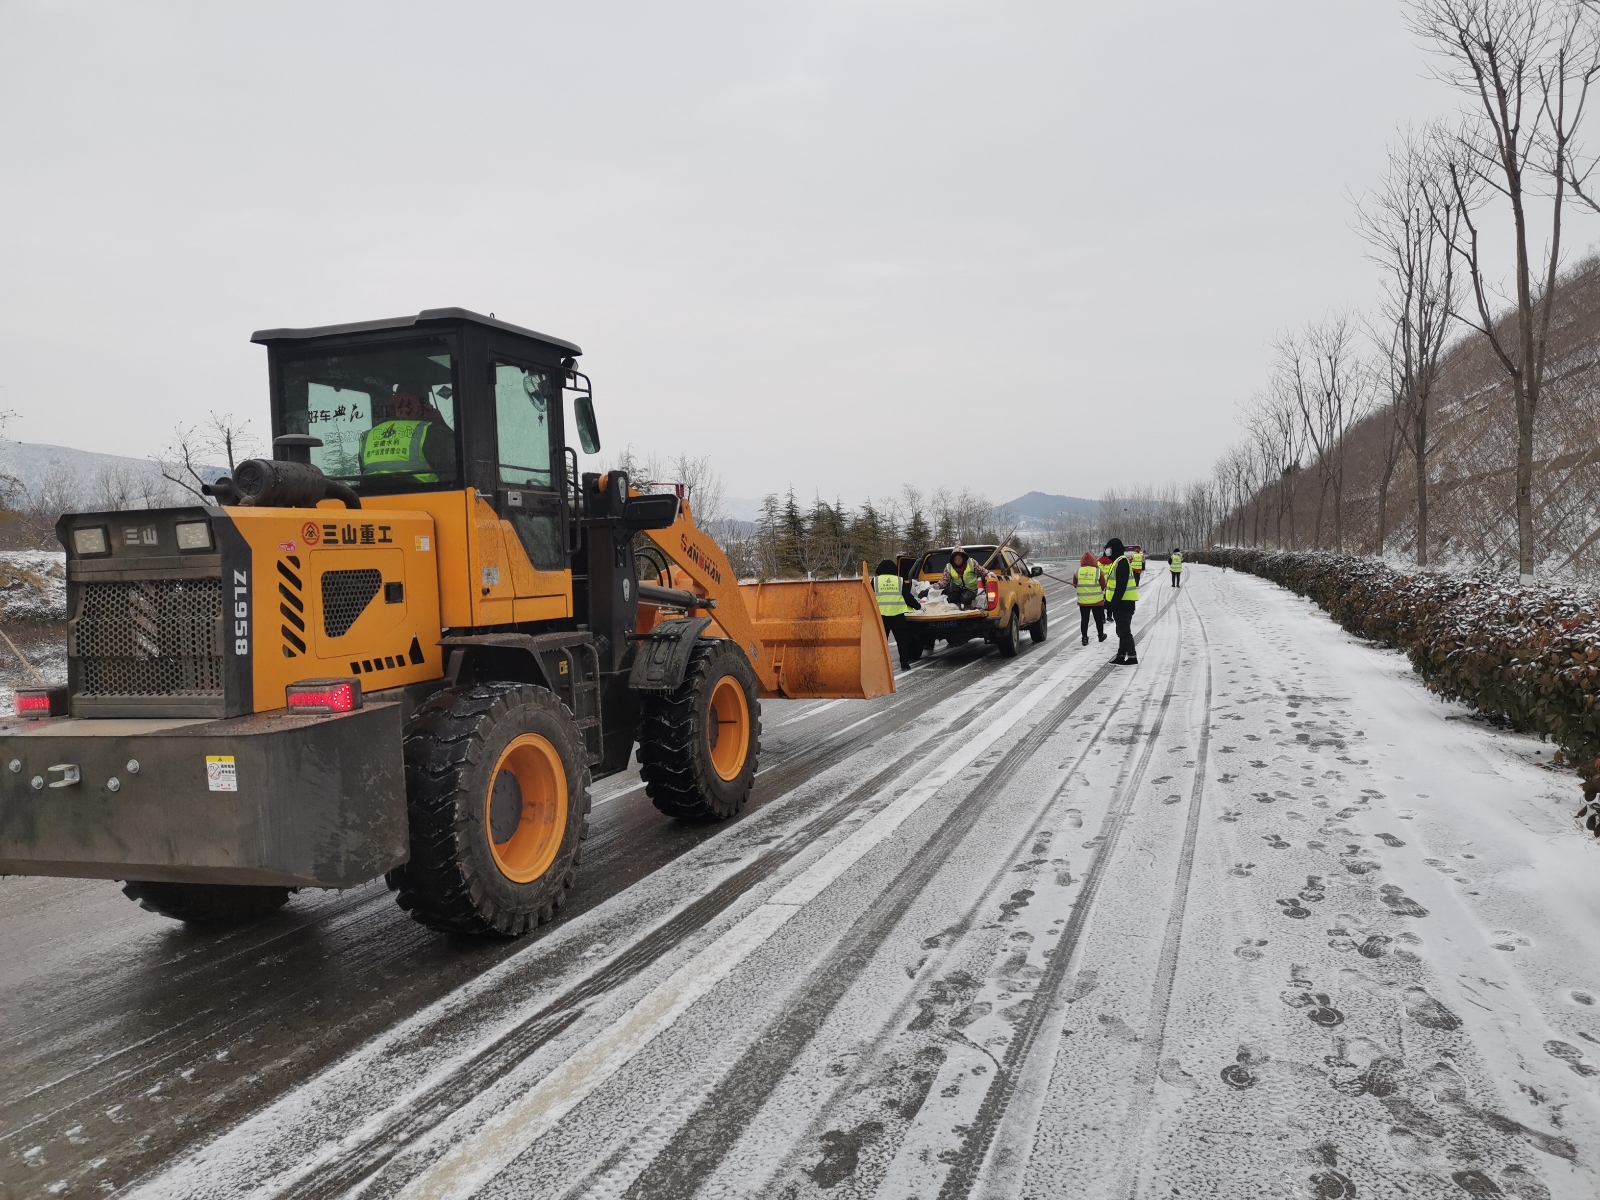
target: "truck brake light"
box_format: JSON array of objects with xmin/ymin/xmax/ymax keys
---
[
  {"xmin": 14, "ymin": 687, "xmax": 67, "ymax": 717},
  {"xmin": 286, "ymin": 679, "xmax": 362, "ymax": 714},
  {"xmin": 984, "ymin": 580, "xmax": 999, "ymax": 610}
]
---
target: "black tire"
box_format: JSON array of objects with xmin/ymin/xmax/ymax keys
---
[
  {"xmin": 121, "ymin": 881, "xmax": 292, "ymax": 927},
  {"xmin": 995, "ymin": 607, "xmax": 1022, "ymax": 658},
  {"xmin": 387, "ymin": 683, "xmax": 591, "ymax": 937},
  {"xmin": 638, "ymin": 638, "xmax": 761, "ymax": 820},
  {"xmin": 1029, "ymin": 597, "xmax": 1049, "ymax": 644}
]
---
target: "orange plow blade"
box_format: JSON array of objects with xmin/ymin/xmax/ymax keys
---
[{"xmin": 736, "ymin": 574, "xmax": 895, "ymax": 700}]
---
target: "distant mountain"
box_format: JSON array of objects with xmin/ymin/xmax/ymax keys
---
[
  {"xmin": 995, "ymin": 491, "xmax": 1099, "ymax": 524},
  {"xmin": 0, "ymin": 441, "xmax": 224, "ymax": 512}
]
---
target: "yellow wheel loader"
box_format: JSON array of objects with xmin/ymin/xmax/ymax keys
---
[{"xmin": 0, "ymin": 309, "xmax": 895, "ymax": 936}]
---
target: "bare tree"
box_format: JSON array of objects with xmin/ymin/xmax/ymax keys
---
[
  {"xmin": 1276, "ymin": 316, "xmax": 1370, "ymax": 551},
  {"xmin": 1245, "ymin": 386, "xmax": 1307, "ymax": 549},
  {"xmin": 1410, "ymin": 0, "xmax": 1600, "ymax": 579},
  {"xmin": 157, "ymin": 411, "xmax": 260, "ymax": 504},
  {"xmin": 1357, "ymin": 124, "xmax": 1467, "ymax": 563}
]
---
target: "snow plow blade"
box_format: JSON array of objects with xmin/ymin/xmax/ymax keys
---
[{"xmin": 737, "ymin": 574, "xmax": 895, "ymax": 700}]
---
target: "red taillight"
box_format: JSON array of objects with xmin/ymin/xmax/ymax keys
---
[
  {"xmin": 14, "ymin": 687, "xmax": 66, "ymax": 717},
  {"xmin": 285, "ymin": 678, "xmax": 362, "ymax": 714},
  {"xmin": 985, "ymin": 580, "xmax": 999, "ymax": 610}
]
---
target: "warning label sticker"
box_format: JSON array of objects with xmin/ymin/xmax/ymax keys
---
[{"xmin": 206, "ymin": 755, "xmax": 238, "ymax": 792}]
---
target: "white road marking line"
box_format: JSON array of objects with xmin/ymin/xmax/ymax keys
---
[
  {"xmin": 394, "ymin": 654, "xmax": 1087, "ymax": 1200},
  {"xmin": 774, "ymin": 698, "xmax": 848, "ymax": 727}
]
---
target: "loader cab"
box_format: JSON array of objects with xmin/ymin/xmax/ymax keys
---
[{"xmin": 255, "ymin": 308, "xmax": 595, "ymax": 575}]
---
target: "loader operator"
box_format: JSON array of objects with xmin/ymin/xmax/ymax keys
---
[
  {"xmin": 940, "ymin": 549, "xmax": 990, "ymax": 611},
  {"xmin": 360, "ymin": 391, "xmax": 456, "ymax": 484},
  {"xmin": 875, "ymin": 559, "xmax": 923, "ymax": 670}
]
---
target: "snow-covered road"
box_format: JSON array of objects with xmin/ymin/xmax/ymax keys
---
[{"xmin": 6, "ymin": 566, "xmax": 1600, "ymax": 1199}]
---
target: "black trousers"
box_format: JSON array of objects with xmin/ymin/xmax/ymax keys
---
[
  {"xmin": 1079, "ymin": 604, "xmax": 1105, "ymax": 639},
  {"xmin": 1171, "ymin": 571, "xmax": 1182, "ymax": 588},
  {"xmin": 1109, "ymin": 600, "xmax": 1137, "ymax": 660},
  {"xmin": 882, "ymin": 613, "xmax": 917, "ymax": 667}
]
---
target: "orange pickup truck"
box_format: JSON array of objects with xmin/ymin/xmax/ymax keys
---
[{"xmin": 896, "ymin": 543, "xmax": 1048, "ymax": 661}]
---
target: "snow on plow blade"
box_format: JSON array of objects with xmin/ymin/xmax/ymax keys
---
[{"xmin": 738, "ymin": 575, "xmax": 895, "ymax": 701}]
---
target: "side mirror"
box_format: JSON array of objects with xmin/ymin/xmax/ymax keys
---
[
  {"xmin": 1030, "ymin": 565, "xmax": 1043, "ymax": 577},
  {"xmin": 574, "ymin": 395, "xmax": 601, "ymax": 455},
  {"xmin": 621, "ymin": 492, "xmax": 681, "ymax": 530}
]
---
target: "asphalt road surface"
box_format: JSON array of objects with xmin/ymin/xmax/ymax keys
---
[{"xmin": 5, "ymin": 566, "xmax": 1600, "ymax": 1199}]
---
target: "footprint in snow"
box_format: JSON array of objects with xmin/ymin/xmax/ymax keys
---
[
  {"xmin": 1230, "ymin": 862, "xmax": 1256, "ymax": 877},
  {"xmin": 1403, "ymin": 987, "xmax": 1462, "ymax": 1031},
  {"xmin": 1277, "ymin": 898, "xmax": 1311, "ymax": 919},
  {"xmin": 1380, "ymin": 885, "xmax": 1429, "ymax": 918},
  {"xmin": 1234, "ymin": 938, "xmax": 1268, "ymax": 961},
  {"xmin": 1377, "ymin": 832, "xmax": 1406, "ymax": 847},
  {"xmin": 1543, "ymin": 1040, "xmax": 1598, "ymax": 1076},
  {"xmin": 1263, "ymin": 834, "xmax": 1290, "ymax": 849}
]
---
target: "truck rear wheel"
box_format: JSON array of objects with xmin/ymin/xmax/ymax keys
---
[
  {"xmin": 388, "ymin": 683, "xmax": 590, "ymax": 937},
  {"xmin": 1029, "ymin": 598, "xmax": 1049, "ymax": 643},
  {"xmin": 639, "ymin": 638, "xmax": 761, "ymax": 820},
  {"xmin": 995, "ymin": 608, "xmax": 1022, "ymax": 658},
  {"xmin": 121, "ymin": 881, "xmax": 292, "ymax": 927}
]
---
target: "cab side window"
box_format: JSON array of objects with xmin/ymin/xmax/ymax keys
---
[
  {"xmin": 494, "ymin": 364, "xmax": 554, "ymax": 489},
  {"xmin": 493, "ymin": 363, "xmax": 563, "ymax": 571}
]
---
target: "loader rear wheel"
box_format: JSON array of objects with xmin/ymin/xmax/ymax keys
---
[
  {"xmin": 387, "ymin": 683, "xmax": 590, "ymax": 938},
  {"xmin": 1029, "ymin": 598, "xmax": 1049, "ymax": 643},
  {"xmin": 995, "ymin": 608, "xmax": 1022, "ymax": 658},
  {"xmin": 120, "ymin": 881, "xmax": 292, "ymax": 927},
  {"xmin": 639, "ymin": 638, "xmax": 761, "ymax": 821}
]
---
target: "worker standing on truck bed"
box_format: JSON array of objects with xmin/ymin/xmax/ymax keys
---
[
  {"xmin": 1104, "ymin": 537, "xmax": 1138, "ymax": 665},
  {"xmin": 1076, "ymin": 551, "xmax": 1107, "ymax": 646},
  {"xmin": 1170, "ymin": 547, "xmax": 1183, "ymax": 588},
  {"xmin": 940, "ymin": 549, "xmax": 989, "ymax": 610},
  {"xmin": 875, "ymin": 559, "xmax": 922, "ymax": 670}
]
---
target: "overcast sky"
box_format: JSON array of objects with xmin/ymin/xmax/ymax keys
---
[{"xmin": 2, "ymin": 1, "xmax": 1594, "ymax": 507}]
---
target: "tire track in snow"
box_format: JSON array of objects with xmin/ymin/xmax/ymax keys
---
[
  {"xmin": 1110, "ymin": 589, "xmax": 1213, "ymax": 1199},
  {"xmin": 932, "ymin": 596, "xmax": 1191, "ymax": 1200}
]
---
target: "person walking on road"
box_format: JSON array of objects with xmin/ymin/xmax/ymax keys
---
[
  {"xmin": 1169, "ymin": 547, "xmax": 1183, "ymax": 589},
  {"xmin": 1075, "ymin": 551, "xmax": 1107, "ymax": 646},
  {"xmin": 874, "ymin": 559, "xmax": 922, "ymax": 670},
  {"xmin": 1130, "ymin": 545, "xmax": 1145, "ymax": 585},
  {"xmin": 1103, "ymin": 537, "xmax": 1139, "ymax": 665}
]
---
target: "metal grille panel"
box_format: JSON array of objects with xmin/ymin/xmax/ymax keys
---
[
  {"xmin": 322, "ymin": 569, "xmax": 382, "ymax": 638},
  {"xmin": 75, "ymin": 579, "xmax": 224, "ymax": 697}
]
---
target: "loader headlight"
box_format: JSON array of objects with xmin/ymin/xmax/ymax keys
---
[
  {"xmin": 174, "ymin": 521, "xmax": 212, "ymax": 552},
  {"xmin": 71, "ymin": 526, "xmax": 109, "ymax": 557}
]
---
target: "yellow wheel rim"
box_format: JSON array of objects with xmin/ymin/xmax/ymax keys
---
[
  {"xmin": 708, "ymin": 676, "xmax": 750, "ymax": 782},
  {"xmin": 485, "ymin": 733, "xmax": 568, "ymax": 884}
]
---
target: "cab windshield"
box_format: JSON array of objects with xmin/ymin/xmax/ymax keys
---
[{"xmin": 278, "ymin": 341, "xmax": 460, "ymax": 492}]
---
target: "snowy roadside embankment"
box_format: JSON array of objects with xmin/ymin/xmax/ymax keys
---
[
  {"xmin": 0, "ymin": 550, "xmax": 67, "ymax": 715},
  {"xmin": 1195, "ymin": 548, "xmax": 1600, "ymax": 817}
]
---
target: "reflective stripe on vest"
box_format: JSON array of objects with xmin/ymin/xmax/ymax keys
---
[
  {"xmin": 1171, "ymin": 553, "xmax": 1183, "ymax": 573},
  {"xmin": 876, "ymin": 574, "xmax": 909, "ymax": 617},
  {"xmin": 361, "ymin": 419, "xmax": 438, "ymax": 482},
  {"xmin": 1075, "ymin": 564, "xmax": 1103, "ymax": 605}
]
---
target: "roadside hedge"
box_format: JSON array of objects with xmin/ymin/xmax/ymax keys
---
[{"xmin": 1191, "ymin": 548, "xmax": 1600, "ymax": 831}]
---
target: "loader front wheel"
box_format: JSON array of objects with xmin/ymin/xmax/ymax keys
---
[
  {"xmin": 121, "ymin": 881, "xmax": 292, "ymax": 927},
  {"xmin": 639, "ymin": 638, "xmax": 761, "ymax": 821},
  {"xmin": 387, "ymin": 683, "xmax": 590, "ymax": 938}
]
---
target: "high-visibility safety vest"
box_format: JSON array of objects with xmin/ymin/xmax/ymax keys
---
[
  {"xmin": 1131, "ymin": 550, "xmax": 1145, "ymax": 573},
  {"xmin": 361, "ymin": 419, "xmax": 438, "ymax": 482},
  {"xmin": 1075, "ymin": 564, "xmax": 1104, "ymax": 605},
  {"xmin": 875, "ymin": 574, "xmax": 909, "ymax": 617},
  {"xmin": 1105, "ymin": 556, "xmax": 1139, "ymax": 603},
  {"xmin": 1171, "ymin": 552, "xmax": 1183, "ymax": 573},
  {"xmin": 944, "ymin": 562, "xmax": 980, "ymax": 589}
]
